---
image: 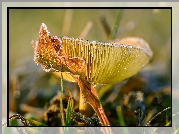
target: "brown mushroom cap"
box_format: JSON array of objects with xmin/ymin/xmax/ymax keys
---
[{"xmin": 33, "ymin": 23, "xmax": 153, "ymax": 84}]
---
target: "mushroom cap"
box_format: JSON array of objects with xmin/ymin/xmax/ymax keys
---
[
  {"xmin": 61, "ymin": 36, "xmax": 152, "ymax": 84},
  {"xmin": 33, "ymin": 23, "xmax": 153, "ymax": 84}
]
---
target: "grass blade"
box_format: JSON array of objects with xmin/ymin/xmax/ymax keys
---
[
  {"xmin": 109, "ymin": 9, "xmax": 124, "ymax": 40},
  {"xmin": 60, "ymin": 73, "xmax": 65, "ymax": 126},
  {"xmin": 116, "ymin": 106, "xmax": 125, "ymax": 126},
  {"xmin": 26, "ymin": 118, "xmax": 46, "ymax": 126},
  {"xmin": 66, "ymin": 97, "xmax": 74, "ymax": 126},
  {"xmin": 116, "ymin": 106, "xmax": 130, "ymax": 134}
]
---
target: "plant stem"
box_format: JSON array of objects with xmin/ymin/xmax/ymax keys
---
[
  {"xmin": 66, "ymin": 96, "xmax": 74, "ymax": 126},
  {"xmin": 116, "ymin": 106, "xmax": 130, "ymax": 134},
  {"xmin": 73, "ymin": 76, "xmax": 112, "ymax": 133},
  {"xmin": 109, "ymin": 9, "xmax": 124, "ymax": 40},
  {"xmin": 60, "ymin": 73, "xmax": 65, "ymax": 126},
  {"xmin": 99, "ymin": 14, "xmax": 111, "ymax": 37},
  {"xmin": 116, "ymin": 106, "xmax": 125, "ymax": 126},
  {"xmin": 79, "ymin": 89, "xmax": 94, "ymax": 119},
  {"xmin": 98, "ymin": 84, "xmax": 113, "ymax": 100}
]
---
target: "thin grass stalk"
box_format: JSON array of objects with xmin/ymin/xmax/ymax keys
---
[
  {"xmin": 61, "ymin": 9, "xmax": 73, "ymax": 35},
  {"xmin": 99, "ymin": 14, "xmax": 111, "ymax": 37},
  {"xmin": 60, "ymin": 73, "xmax": 65, "ymax": 126},
  {"xmin": 109, "ymin": 9, "xmax": 124, "ymax": 40},
  {"xmin": 66, "ymin": 97, "xmax": 74, "ymax": 126},
  {"xmin": 26, "ymin": 118, "xmax": 46, "ymax": 126},
  {"xmin": 116, "ymin": 106, "xmax": 125, "ymax": 126},
  {"xmin": 116, "ymin": 106, "xmax": 130, "ymax": 134},
  {"xmin": 98, "ymin": 84, "xmax": 113, "ymax": 100}
]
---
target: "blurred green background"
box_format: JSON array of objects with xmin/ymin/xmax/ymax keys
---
[
  {"xmin": 9, "ymin": 9, "xmax": 171, "ymax": 70},
  {"xmin": 8, "ymin": 8, "xmax": 172, "ymax": 126}
]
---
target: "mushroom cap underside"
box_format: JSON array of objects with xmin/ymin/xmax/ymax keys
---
[
  {"xmin": 60, "ymin": 36, "xmax": 152, "ymax": 84},
  {"xmin": 34, "ymin": 23, "xmax": 153, "ymax": 84}
]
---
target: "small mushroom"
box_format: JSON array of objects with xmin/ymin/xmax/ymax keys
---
[{"xmin": 33, "ymin": 23, "xmax": 153, "ymax": 127}]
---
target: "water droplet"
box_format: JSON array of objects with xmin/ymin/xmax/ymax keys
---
[
  {"xmin": 128, "ymin": 45, "xmax": 132, "ymax": 49},
  {"xmin": 91, "ymin": 41, "xmax": 96, "ymax": 44}
]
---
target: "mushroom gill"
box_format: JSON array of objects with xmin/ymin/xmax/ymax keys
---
[{"xmin": 61, "ymin": 36, "xmax": 152, "ymax": 84}]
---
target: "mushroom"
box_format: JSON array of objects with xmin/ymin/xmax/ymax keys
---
[{"xmin": 33, "ymin": 23, "xmax": 153, "ymax": 127}]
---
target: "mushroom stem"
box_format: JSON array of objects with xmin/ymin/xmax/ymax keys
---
[
  {"xmin": 73, "ymin": 76, "xmax": 110, "ymax": 126},
  {"xmin": 79, "ymin": 89, "xmax": 94, "ymax": 120}
]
